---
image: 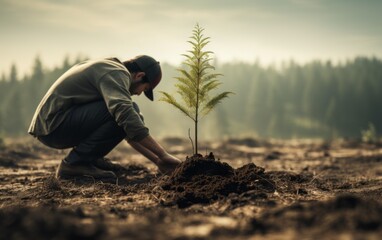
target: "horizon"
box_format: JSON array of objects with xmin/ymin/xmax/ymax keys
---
[
  {"xmin": 1, "ymin": 0, "xmax": 382, "ymax": 76},
  {"xmin": 1, "ymin": 54, "xmax": 381, "ymax": 79}
]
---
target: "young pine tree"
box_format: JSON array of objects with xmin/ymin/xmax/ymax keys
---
[{"xmin": 160, "ymin": 24, "xmax": 233, "ymax": 155}]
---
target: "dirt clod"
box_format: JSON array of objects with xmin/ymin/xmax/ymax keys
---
[{"xmin": 160, "ymin": 153, "xmax": 275, "ymax": 208}]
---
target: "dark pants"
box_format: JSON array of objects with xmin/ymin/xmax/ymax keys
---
[{"xmin": 38, "ymin": 101, "xmax": 141, "ymax": 165}]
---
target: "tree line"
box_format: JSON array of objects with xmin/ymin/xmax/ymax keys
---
[{"xmin": 0, "ymin": 56, "xmax": 381, "ymax": 140}]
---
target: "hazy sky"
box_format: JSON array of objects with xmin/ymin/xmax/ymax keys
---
[{"xmin": 1, "ymin": 0, "xmax": 382, "ymax": 75}]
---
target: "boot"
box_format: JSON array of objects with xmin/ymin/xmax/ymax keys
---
[
  {"xmin": 55, "ymin": 159, "xmax": 117, "ymax": 179},
  {"xmin": 93, "ymin": 157, "xmax": 128, "ymax": 177}
]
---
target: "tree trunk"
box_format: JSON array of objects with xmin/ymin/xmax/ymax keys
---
[{"xmin": 195, "ymin": 119, "xmax": 198, "ymax": 155}]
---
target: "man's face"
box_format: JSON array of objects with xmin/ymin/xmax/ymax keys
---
[{"xmin": 130, "ymin": 72, "xmax": 151, "ymax": 96}]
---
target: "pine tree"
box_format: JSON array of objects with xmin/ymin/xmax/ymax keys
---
[
  {"xmin": 9, "ymin": 64, "xmax": 18, "ymax": 83},
  {"xmin": 160, "ymin": 24, "xmax": 233, "ymax": 154}
]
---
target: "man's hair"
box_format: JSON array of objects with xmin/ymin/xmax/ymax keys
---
[
  {"xmin": 123, "ymin": 55, "xmax": 161, "ymax": 101},
  {"xmin": 123, "ymin": 60, "xmax": 149, "ymax": 83},
  {"xmin": 123, "ymin": 61, "xmax": 142, "ymax": 73}
]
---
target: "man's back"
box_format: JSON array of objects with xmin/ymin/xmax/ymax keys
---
[{"xmin": 28, "ymin": 58, "xmax": 131, "ymax": 137}]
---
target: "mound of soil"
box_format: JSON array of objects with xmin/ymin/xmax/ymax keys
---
[{"xmin": 160, "ymin": 153, "xmax": 276, "ymax": 208}]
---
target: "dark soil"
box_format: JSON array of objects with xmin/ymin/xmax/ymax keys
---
[
  {"xmin": 1, "ymin": 138, "xmax": 382, "ymax": 239},
  {"xmin": 0, "ymin": 207, "xmax": 107, "ymax": 240},
  {"xmin": 160, "ymin": 153, "xmax": 275, "ymax": 208},
  {"xmin": 250, "ymin": 194, "xmax": 382, "ymax": 236}
]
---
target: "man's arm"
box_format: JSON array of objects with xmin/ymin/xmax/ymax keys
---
[
  {"xmin": 128, "ymin": 139, "xmax": 159, "ymax": 164},
  {"xmin": 96, "ymin": 70, "xmax": 149, "ymax": 142},
  {"xmin": 128, "ymin": 135, "xmax": 181, "ymax": 175}
]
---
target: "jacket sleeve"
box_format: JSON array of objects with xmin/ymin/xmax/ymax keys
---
[{"xmin": 94, "ymin": 70, "xmax": 149, "ymax": 141}]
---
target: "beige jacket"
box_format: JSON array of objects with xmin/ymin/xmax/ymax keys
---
[{"xmin": 28, "ymin": 58, "xmax": 149, "ymax": 141}]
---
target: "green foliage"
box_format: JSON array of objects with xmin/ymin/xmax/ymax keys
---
[
  {"xmin": 361, "ymin": 123, "xmax": 378, "ymax": 143},
  {"xmin": 160, "ymin": 24, "xmax": 233, "ymax": 154},
  {"xmin": 1, "ymin": 52, "xmax": 382, "ymax": 141}
]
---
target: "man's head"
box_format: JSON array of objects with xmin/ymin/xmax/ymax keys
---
[{"xmin": 123, "ymin": 55, "xmax": 162, "ymax": 101}]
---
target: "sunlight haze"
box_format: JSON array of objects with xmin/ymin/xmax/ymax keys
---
[{"xmin": 1, "ymin": 0, "xmax": 382, "ymax": 75}]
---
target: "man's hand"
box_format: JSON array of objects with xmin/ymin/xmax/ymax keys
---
[
  {"xmin": 157, "ymin": 152, "xmax": 181, "ymax": 175},
  {"xmin": 128, "ymin": 135, "xmax": 182, "ymax": 175}
]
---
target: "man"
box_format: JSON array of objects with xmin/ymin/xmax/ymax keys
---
[{"xmin": 28, "ymin": 55, "xmax": 181, "ymax": 179}]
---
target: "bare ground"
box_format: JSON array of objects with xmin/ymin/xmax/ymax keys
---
[{"xmin": 1, "ymin": 137, "xmax": 382, "ymax": 240}]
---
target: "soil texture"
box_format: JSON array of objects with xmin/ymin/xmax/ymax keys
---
[{"xmin": 1, "ymin": 137, "xmax": 382, "ymax": 239}]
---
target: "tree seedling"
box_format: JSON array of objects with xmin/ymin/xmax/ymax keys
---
[{"xmin": 160, "ymin": 24, "xmax": 233, "ymax": 155}]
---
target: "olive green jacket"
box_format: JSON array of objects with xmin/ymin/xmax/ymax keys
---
[{"xmin": 28, "ymin": 58, "xmax": 149, "ymax": 141}]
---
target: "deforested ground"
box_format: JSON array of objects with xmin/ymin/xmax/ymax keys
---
[{"xmin": 1, "ymin": 137, "xmax": 382, "ymax": 239}]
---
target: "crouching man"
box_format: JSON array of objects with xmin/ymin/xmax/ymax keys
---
[{"xmin": 28, "ymin": 55, "xmax": 181, "ymax": 179}]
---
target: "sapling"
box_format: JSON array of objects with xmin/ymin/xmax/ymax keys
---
[{"xmin": 160, "ymin": 24, "xmax": 233, "ymax": 155}]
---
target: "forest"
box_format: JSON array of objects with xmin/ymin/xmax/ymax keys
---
[{"xmin": 0, "ymin": 56, "xmax": 381, "ymax": 140}]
